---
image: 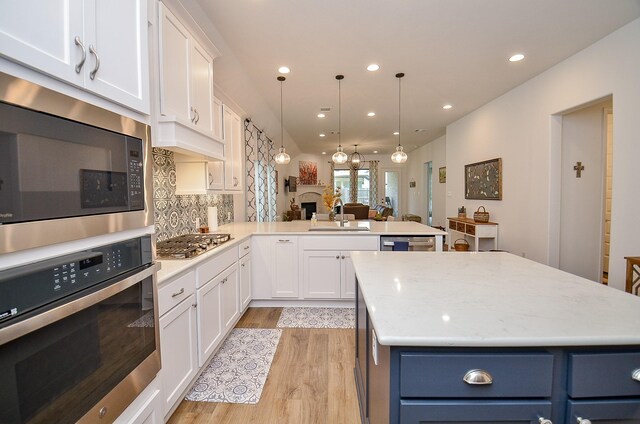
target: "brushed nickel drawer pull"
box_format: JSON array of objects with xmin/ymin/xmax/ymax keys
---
[
  {"xmin": 576, "ymin": 417, "xmax": 591, "ymax": 424},
  {"xmin": 88, "ymin": 44, "xmax": 100, "ymax": 80},
  {"xmin": 277, "ymin": 239, "xmax": 290, "ymax": 243},
  {"xmin": 538, "ymin": 418, "xmax": 552, "ymax": 424},
  {"xmin": 171, "ymin": 287, "xmax": 185, "ymax": 297},
  {"xmin": 74, "ymin": 36, "xmax": 86, "ymax": 73},
  {"xmin": 463, "ymin": 369, "xmax": 493, "ymax": 385},
  {"xmin": 632, "ymin": 368, "xmax": 640, "ymax": 381}
]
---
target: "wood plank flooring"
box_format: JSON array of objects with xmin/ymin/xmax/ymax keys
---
[{"xmin": 167, "ymin": 307, "xmax": 361, "ymax": 424}]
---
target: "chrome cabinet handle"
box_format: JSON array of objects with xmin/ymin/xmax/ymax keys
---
[
  {"xmin": 538, "ymin": 418, "xmax": 552, "ymax": 424},
  {"xmin": 190, "ymin": 107, "xmax": 196, "ymax": 123},
  {"xmin": 241, "ymin": 263, "xmax": 245, "ymax": 267},
  {"xmin": 171, "ymin": 287, "xmax": 185, "ymax": 297},
  {"xmin": 576, "ymin": 418, "xmax": 591, "ymax": 424},
  {"xmin": 74, "ymin": 36, "xmax": 86, "ymax": 73},
  {"xmin": 277, "ymin": 239, "xmax": 290, "ymax": 243},
  {"xmin": 208, "ymin": 172, "xmax": 214, "ymax": 186},
  {"xmin": 336, "ymin": 255, "xmax": 340, "ymax": 259},
  {"xmin": 244, "ymin": 246, "xmax": 250, "ymax": 250},
  {"xmin": 463, "ymin": 369, "xmax": 493, "ymax": 385},
  {"xmin": 233, "ymin": 177, "xmax": 238, "ymax": 186},
  {"xmin": 632, "ymin": 368, "xmax": 640, "ymax": 381},
  {"xmin": 89, "ymin": 45, "xmax": 100, "ymax": 80},
  {"xmin": 341, "ymin": 255, "xmax": 346, "ymax": 259},
  {"xmin": 192, "ymin": 303, "xmax": 197, "ymax": 308}
]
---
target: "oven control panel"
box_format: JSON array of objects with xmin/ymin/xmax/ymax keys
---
[{"xmin": 0, "ymin": 236, "xmax": 152, "ymax": 328}]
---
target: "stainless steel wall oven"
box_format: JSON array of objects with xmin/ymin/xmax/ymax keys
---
[
  {"xmin": 0, "ymin": 72, "xmax": 153, "ymax": 254},
  {"xmin": 0, "ymin": 235, "xmax": 160, "ymax": 423}
]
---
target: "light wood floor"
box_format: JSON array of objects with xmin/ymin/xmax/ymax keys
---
[{"xmin": 167, "ymin": 307, "xmax": 361, "ymax": 424}]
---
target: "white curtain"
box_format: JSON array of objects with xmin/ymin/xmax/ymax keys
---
[{"xmin": 245, "ymin": 119, "xmax": 277, "ymax": 221}]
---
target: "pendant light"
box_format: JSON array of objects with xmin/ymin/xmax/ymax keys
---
[
  {"xmin": 332, "ymin": 74, "xmax": 348, "ymax": 164},
  {"xmin": 391, "ymin": 72, "xmax": 408, "ymax": 164},
  {"xmin": 274, "ymin": 76, "xmax": 291, "ymax": 165},
  {"xmin": 348, "ymin": 144, "xmax": 365, "ymax": 170}
]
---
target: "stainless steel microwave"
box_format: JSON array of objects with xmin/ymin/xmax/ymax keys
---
[{"xmin": 0, "ymin": 73, "xmax": 153, "ymax": 254}]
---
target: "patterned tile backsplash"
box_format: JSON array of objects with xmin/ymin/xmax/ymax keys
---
[{"xmin": 152, "ymin": 148, "xmax": 234, "ymax": 241}]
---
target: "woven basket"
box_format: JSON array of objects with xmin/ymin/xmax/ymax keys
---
[
  {"xmin": 453, "ymin": 238, "xmax": 470, "ymax": 251},
  {"xmin": 473, "ymin": 206, "xmax": 490, "ymax": 223}
]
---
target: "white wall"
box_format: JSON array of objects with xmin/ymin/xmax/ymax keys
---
[
  {"xmin": 445, "ymin": 18, "xmax": 640, "ymax": 291},
  {"xmin": 404, "ymin": 135, "xmax": 447, "ymax": 227}
]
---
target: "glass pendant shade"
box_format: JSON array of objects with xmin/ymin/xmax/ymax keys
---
[
  {"xmin": 391, "ymin": 145, "xmax": 407, "ymax": 163},
  {"xmin": 332, "ymin": 145, "xmax": 348, "ymax": 164},
  {"xmin": 275, "ymin": 147, "xmax": 290, "ymax": 164}
]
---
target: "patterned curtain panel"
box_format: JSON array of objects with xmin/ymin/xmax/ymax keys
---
[
  {"xmin": 349, "ymin": 167, "xmax": 358, "ymax": 203},
  {"xmin": 328, "ymin": 161, "xmax": 335, "ymax": 190},
  {"xmin": 368, "ymin": 160, "xmax": 379, "ymax": 207},
  {"xmin": 245, "ymin": 120, "xmax": 277, "ymax": 222}
]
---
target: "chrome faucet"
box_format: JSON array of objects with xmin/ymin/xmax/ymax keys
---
[{"xmin": 331, "ymin": 197, "xmax": 345, "ymax": 227}]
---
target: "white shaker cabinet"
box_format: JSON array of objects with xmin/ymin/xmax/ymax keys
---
[
  {"xmin": 239, "ymin": 240, "xmax": 252, "ymax": 311},
  {"xmin": 220, "ymin": 263, "xmax": 240, "ymax": 333},
  {"xmin": 223, "ymin": 105, "xmax": 244, "ymax": 191},
  {"xmin": 0, "ymin": 0, "xmax": 150, "ymax": 114},
  {"xmin": 195, "ymin": 275, "xmax": 222, "ymax": 368},
  {"xmin": 251, "ymin": 236, "xmax": 299, "ymax": 299}
]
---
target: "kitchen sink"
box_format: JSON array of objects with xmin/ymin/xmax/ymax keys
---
[{"xmin": 308, "ymin": 226, "xmax": 370, "ymax": 232}]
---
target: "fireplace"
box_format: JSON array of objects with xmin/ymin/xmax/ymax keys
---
[{"xmin": 301, "ymin": 202, "xmax": 316, "ymax": 220}]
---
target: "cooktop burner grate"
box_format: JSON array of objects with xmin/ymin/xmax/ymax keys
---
[{"xmin": 156, "ymin": 233, "xmax": 232, "ymax": 259}]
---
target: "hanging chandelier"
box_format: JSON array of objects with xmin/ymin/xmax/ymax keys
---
[
  {"xmin": 274, "ymin": 75, "xmax": 291, "ymax": 165},
  {"xmin": 348, "ymin": 144, "xmax": 365, "ymax": 170},
  {"xmin": 391, "ymin": 72, "xmax": 408, "ymax": 164},
  {"xmin": 332, "ymin": 74, "xmax": 348, "ymax": 164}
]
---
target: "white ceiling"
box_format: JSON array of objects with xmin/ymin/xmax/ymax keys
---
[{"xmin": 194, "ymin": 0, "xmax": 640, "ymax": 157}]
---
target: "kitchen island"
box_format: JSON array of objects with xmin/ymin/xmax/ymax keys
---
[{"xmin": 351, "ymin": 251, "xmax": 640, "ymax": 424}]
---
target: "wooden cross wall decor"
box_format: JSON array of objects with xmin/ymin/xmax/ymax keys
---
[{"xmin": 573, "ymin": 161, "xmax": 585, "ymax": 178}]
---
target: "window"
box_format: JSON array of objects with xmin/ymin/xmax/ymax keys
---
[{"xmin": 333, "ymin": 169, "xmax": 370, "ymax": 205}]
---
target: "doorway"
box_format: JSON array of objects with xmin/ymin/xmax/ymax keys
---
[
  {"xmin": 424, "ymin": 162, "xmax": 433, "ymax": 226},
  {"xmin": 383, "ymin": 170, "xmax": 399, "ymax": 218},
  {"xmin": 558, "ymin": 97, "xmax": 612, "ymax": 282}
]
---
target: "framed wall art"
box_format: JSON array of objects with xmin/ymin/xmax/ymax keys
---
[
  {"xmin": 439, "ymin": 167, "xmax": 446, "ymax": 183},
  {"xmin": 298, "ymin": 160, "xmax": 318, "ymax": 185},
  {"xmin": 465, "ymin": 158, "xmax": 502, "ymax": 200}
]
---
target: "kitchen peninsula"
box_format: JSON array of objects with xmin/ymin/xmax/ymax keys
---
[{"xmin": 351, "ymin": 251, "xmax": 640, "ymax": 424}]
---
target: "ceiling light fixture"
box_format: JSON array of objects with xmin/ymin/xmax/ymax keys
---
[
  {"xmin": 274, "ymin": 76, "xmax": 291, "ymax": 165},
  {"xmin": 443, "ymin": 104, "xmax": 453, "ymax": 110},
  {"xmin": 317, "ymin": 113, "xmax": 325, "ymax": 118},
  {"xmin": 367, "ymin": 64, "xmax": 380, "ymax": 72},
  {"xmin": 367, "ymin": 112, "xmax": 376, "ymax": 117},
  {"xmin": 373, "ymin": 150, "xmax": 378, "ymax": 154},
  {"xmin": 332, "ymin": 75, "xmax": 348, "ymax": 164},
  {"xmin": 319, "ymin": 133, "xmax": 325, "ymax": 137},
  {"xmin": 509, "ymin": 54, "xmax": 525, "ymax": 62},
  {"xmin": 348, "ymin": 144, "xmax": 365, "ymax": 170},
  {"xmin": 391, "ymin": 73, "xmax": 408, "ymax": 164},
  {"xmin": 278, "ymin": 66, "xmax": 290, "ymax": 74},
  {"xmin": 393, "ymin": 131, "xmax": 399, "ymax": 135}
]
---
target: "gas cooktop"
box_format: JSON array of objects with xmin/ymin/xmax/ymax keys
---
[{"xmin": 156, "ymin": 233, "xmax": 232, "ymax": 259}]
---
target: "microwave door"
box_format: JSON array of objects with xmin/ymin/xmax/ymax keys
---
[{"xmin": 0, "ymin": 133, "xmax": 22, "ymax": 223}]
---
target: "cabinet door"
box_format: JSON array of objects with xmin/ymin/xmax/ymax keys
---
[
  {"xmin": 207, "ymin": 161, "xmax": 225, "ymax": 190},
  {"xmin": 239, "ymin": 254, "xmax": 252, "ymax": 311},
  {"xmin": 341, "ymin": 252, "xmax": 356, "ymax": 299},
  {"xmin": 0, "ymin": 0, "xmax": 84, "ymax": 85},
  {"xmin": 223, "ymin": 106, "xmax": 243, "ymax": 190},
  {"xmin": 84, "ymin": 0, "xmax": 149, "ymax": 113},
  {"xmin": 399, "ymin": 400, "xmax": 552, "ymax": 424},
  {"xmin": 213, "ymin": 96, "xmax": 223, "ymax": 140},
  {"xmin": 303, "ymin": 250, "xmax": 341, "ymax": 298},
  {"xmin": 220, "ymin": 263, "xmax": 240, "ymax": 332},
  {"xmin": 567, "ymin": 399, "xmax": 640, "ymax": 423},
  {"xmin": 158, "ymin": 4, "xmax": 190, "ymax": 122},
  {"xmin": 189, "ymin": 41, "xmax": 214, "ymax": 134},
  {"xmin": 272, "ymin": 237, "xmax": 299, "ymax": 297},
  {"xmin": 196, "ymin": 277, "xmax": 222, "ymax": 367},
  {"xmin": 159, "ymin": 294, "xmax": 198, "ymax": 416}
]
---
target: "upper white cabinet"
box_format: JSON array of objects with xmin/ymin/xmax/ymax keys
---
[
  {"xmin": 0, "ymin": 0, "xmax": 150, "ymax": 114},
  {"xmin": 223, "ymin": 105, "xmax": 244, "ymax": 191},
  {"xmin": 156, "ymin": 3, "xmax": 223, "ymax": 159}
]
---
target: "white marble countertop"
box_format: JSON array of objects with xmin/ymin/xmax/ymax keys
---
[
  {"xmin": 351, "ymin": 251, "xmax": 640, "ymax": 347},
  {"xmin": 157, "ymin": 220, "xmax": 445, "ymax": 283}
]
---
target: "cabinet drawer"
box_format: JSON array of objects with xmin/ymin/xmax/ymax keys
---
[
  {"xmin": 195, "ymin": 246, "xmax": 238, "ymax": 288},
  {"xmin": 400, "ymin": 400, "xmax": 552, "ymax": 424},
  {"xmin": 158, "ymin": 271, "xmax": 196, "ymax": 316},
  {"xmin": 239, "ymin": 239, "xmax": 251, "ymax": 257},
  {"xmin": 567, "ymin": 399, "xmax": 640, "ymax": 421},
  {"xmin": 302, "ymin": 235, "xmax": 378, "ymax": 251},
  {"xmin": 465, "ymin": 224, "xmax": 476, "ymax": 235},
  {"xmin": 448, "ymin": 220, "xmax": 457, "ymax": 230},
  {"xmin": 456, "ymin": 222, "xmax": 465, "ymax": 232},
  {"xmin": 568, "ymin": 352, "xmax": 640, "ymax": 398},
  {"xmin": 400, "ymin": 353, "xmax": 553, "ymax": 398}
]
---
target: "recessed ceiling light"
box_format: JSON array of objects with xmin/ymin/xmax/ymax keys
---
[
  {"xmin": 367, "ymin": 112, "xmax": 376, "ymax": 117},
  {"xmin": 367, "ymin": 64, "xmax": 380, "ymax": 72},
  {"xmin": 319, "ymin": 133, "xmax": 325, "ymax": 137},
  {"xmin": 278, "ymin": 66, "xmax": 290, "ymax": 74},
  {"xmin": 322, "ymin": 151, "xmax": 326, "ymax": 155},
  {"xmin": 509, "ymin": 54, "xmax": 525, "ymax": 62},
  {"xmin": 443, "ymin": 104, "xmax": 453, "ymax": 110},
  {"xmin": 373, "ymin": 150, "xmax": 378, "ymax": 154},
  {"xmin": 393, "ymin": 131, "xmax": 399, "ymax": 135},
  {"xmin": 317, "ymin": 113, "xmax": 325, "ymax": 118}
]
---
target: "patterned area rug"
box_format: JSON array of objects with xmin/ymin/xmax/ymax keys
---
[
  {"xmin": 276, "ymin": 307, "xmax": 355, "ymax": 329},
  {"xmin": 185, "ymin": 328, "xmax": 282, "ymax": 404}
]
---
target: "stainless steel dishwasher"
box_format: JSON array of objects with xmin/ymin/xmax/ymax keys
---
[{"xmin": 380, "ymin": 235, "xmax": 435, "ymax": 251}]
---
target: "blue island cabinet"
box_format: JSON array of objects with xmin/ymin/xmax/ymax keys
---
[{"xmin": 355, "ymin": 284, "xmax": 640, "ymax": 424}]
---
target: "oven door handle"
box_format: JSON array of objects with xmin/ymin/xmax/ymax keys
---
[{"xmin": 0, "ymin": 262, "xmax": 161, "ymax": 344}]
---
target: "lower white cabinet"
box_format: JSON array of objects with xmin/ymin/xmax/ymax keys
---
[
  {"xmin": 239, "ymin": 253, "xmax": 252, "ymax": 310},
  {"xmin": 114, "ymin": 378, "xmax": 163, "ymax": 424},
  {"xmin": 220, "ymin": 263, "xmax": 240, "ymax": 333},
  {"xmin": 302, "ymin": 250, "xmax": 357, "ymax": 299},
  {"xmin": 196, "ymin": 276, "xmax": 222, "ymax": 367},
  {"xmin": 272, "ymin": 237, "xmax": 299, "ymax": 297},
  {"xmin": 159, "ymin": 293, "xmax": 198, "ymax": 417}
]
